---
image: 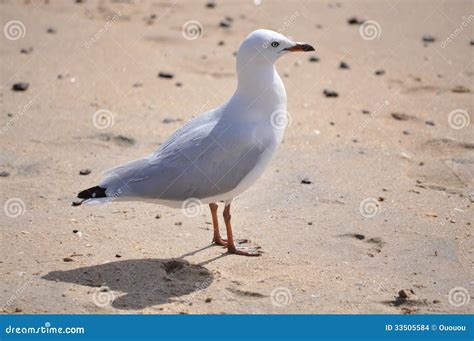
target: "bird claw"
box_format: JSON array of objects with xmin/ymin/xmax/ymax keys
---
[{"xmin": 212, "ymin": 238, "xmax": 249, "ymax": 247}]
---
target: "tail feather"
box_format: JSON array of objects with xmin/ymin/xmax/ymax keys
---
[{"xmin": 77, "ymin": 186, "xmax": 107, "ymax": 200}]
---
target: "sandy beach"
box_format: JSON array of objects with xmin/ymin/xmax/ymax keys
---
[{"xmin": 1, "ymin": 0, "xmax": 473, "ymax": 314}]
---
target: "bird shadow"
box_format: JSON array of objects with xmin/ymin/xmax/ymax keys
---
[{"xmin": 42, "ymin": 255, "xmax": 215, "ymax": 310}]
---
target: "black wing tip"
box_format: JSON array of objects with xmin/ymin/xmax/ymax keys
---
[{"xmin": 77, "ymin": 186, "xmax": 107, "ymax": 199}]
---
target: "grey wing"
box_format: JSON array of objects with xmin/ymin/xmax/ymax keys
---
[{"xmin": 100, "ymin": 111, "xmax": 266, "ymax": 201}]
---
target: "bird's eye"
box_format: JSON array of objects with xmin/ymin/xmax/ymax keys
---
[{"xmin": 270, "ymin": 41, "xmax": 280, "ymax": 48}]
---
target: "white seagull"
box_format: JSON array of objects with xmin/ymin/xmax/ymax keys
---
[{"xmin": 77, "ymin": 29, "xmax": 315, "ymax": 256}]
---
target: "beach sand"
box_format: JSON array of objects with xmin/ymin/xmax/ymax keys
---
[{"xmin": 1, "ymin": 0, "xmax": 473, "ymax": 314}]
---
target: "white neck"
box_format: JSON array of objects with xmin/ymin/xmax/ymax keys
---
[{"xmin": 229, "ymin": 60, "xmax": 287, "ymax": 121}]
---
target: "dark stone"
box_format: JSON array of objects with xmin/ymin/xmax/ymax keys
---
[
  {"xmin": 375, "ymin": 69, "xmax": 385, "ymax": 75},
  {"xmin": 339, "ymin": 61, "xmax": 349, "ymax": 69},
  {"xmin": 158, "ymin": 72, "xmax": 174, "ymax": 79},
  {"xmin": 301, "ymin": 178, "xmax": 312, "ymax": 184},
  {"xmin": 347, "ymin": 17, "xmax": 364, "ymax": 25},
  {"xmin": 79, "ymin": 169, "xmax": 91, "ymax": 175},
  {"xmin": 391, "ymin": 112, "xmax": 411, "ymax": 121},
  {"xmin": 323, "ymin": 89, "xmax": 338, "ymax": 97},
  {"xmin": 0, "ymin": 171, "xmax": 10, "ymax": 177},
  {"xmin": 162, "ymin": 117, "xmax": 180, "ymax": 124},
  {"xmin": 308, "ymin": 56, "xmax": 320, "ymax": 63},
  {"xmin": 219, "ymin": 19, "xmax": 232, "ymax": 28},
  {"xmin": 12, "ymin": 82, "xmax": 29, "ymax": 91},
  {"xmin": 206, "ymin": 1, "xmax": 216, "ymax": 8},
  {"xmin": 20, "ymin": 47, "xmax": 33, "ymax": 54},
  {"xmin": 422, "ymin": 34, "xmax": 435, "ymax": 43}
]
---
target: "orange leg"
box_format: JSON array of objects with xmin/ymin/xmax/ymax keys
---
[
  {"xmin": 209, "ymin": 203, "xmax": 227, "ymax": 246},
  {"xmin": 223, "ymin": 203, "xmax": 261, "ymax": 257}
]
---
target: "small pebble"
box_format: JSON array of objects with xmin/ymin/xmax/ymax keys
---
[
  {"xmin": 12, "ymin": 83, "xmax": 29, "ymax": 91},
  {"xmin": 398, "ymin": 289, "xmax": 410, "ymax": 299},
  {"xmin": 402, "ymin": 130, "xmax": 411, "ymax": 135},
  {"xmin": 347, "ymin": 17, "xmax": 364, "ymax": 25},
  {"xmin": 206, "ymin": 1, "xmax": 216, "ymax": 8},
  {"xmin": 219, "ymin": 19, "xmax": 232, "ymax": 28},
  {"xmin": 63, "ymin": 257, "xmax": 74, "ymax": 262},
  {"xmin": 323, "ymin": 89, "xmax": 338, "ymax": 97},
  {"xmin": 79, "ymin": 169, "xmax": 91, "ymax": 176},
  {"xmin": 115, "ymin": 254, "xmax": 122, "ymax": 258},
  {"xmin": 71, "ymin": 200, "xmax": 82, "ymax": 207},
  {"xmin": 73, "ymin": 230, "xmax": 79, "ymax": 233},
  {"xmin": 155, "ymin": 214, "xmax": 162, "ymax": 219},
  {"xmin": 205, "ymin": 297, "xmax": 212, "ymax": 303},
  {"xmin": 218, "ymin": 40, "xmax": 224, "ymax": 46},
  {"xmin": 425, "ymin": 119, "xmax": 435, "ymax": 126},
  {"xmin": 0, "ymin": 171, "xmax": 10, "ymax": 177},
  {"xmin": 175, "ymin": 82, "xmax": 182, "ymax": 87},
  {"xmin": 451, "ymin": 85, "xmax": 470, "ymax": 93},
  {"xmin": 308, "ymin": 56, "xmax": 320, "ymax": 63},
  {"xmin": 391, "ymin": 112, "xmax": 410, "ymax": 121},
  {"xmin": 422, "ymin": 34, "xmax": 435, "ymax": 43},
  {"xmin": 339, "ymin": 61, "xmax": 349, "ymax": 69},
  {"xmin": 175, "ymin": 221, "xmax": 182, "ymax": 226},
  {"xmin": 162, "ymin": 117, "xmax": 180, "ymax": 124},
  {"xmin": 20, "ymin": 47, "xmax": 33, "ymax": 54},
  {"xmin": 47, "ymin": 27, "xmax": 57, "ymax": 34},
  {"xmin": 361, "ymin": 109, "xmax": 370, "ymax": 114},
  {"xmin": 301, "ymin": 178, "xmax": 312, "ymax": 184},
  {"xmin": 375, "ymin": 69, "xmax": 385, "ymax": 75},
  {"xmin": 158, "ymin": 72, "xmax": 174, "ymax": 79}
]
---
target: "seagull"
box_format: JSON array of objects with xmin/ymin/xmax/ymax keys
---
[{"xmin": 76, "ymin": 29, "xmax": 315, "ymax": 256}]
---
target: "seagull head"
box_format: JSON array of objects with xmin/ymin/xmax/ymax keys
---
[{"xmin": 236, "ymin": 29, "xmax": 315, "ymax": 69}]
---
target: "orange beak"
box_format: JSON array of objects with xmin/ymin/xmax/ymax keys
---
[{"xmin": 284, "ymin": 43, "xmax": 315, "ymax": 52}]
